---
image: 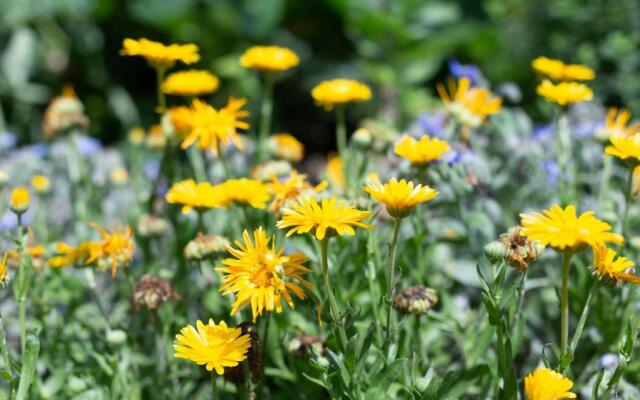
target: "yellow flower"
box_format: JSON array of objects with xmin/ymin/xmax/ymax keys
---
[
  {"xmin": 128, "ymin": 126, "xmax": 146, "ymax": 145},
  {"xmin": 168, "ymin": 106, "xmax": 193, "ymax": 138},
  {"xmin": 86, "ymin": 223, "xmax": 135, "ymax": 277},
  {"xmin": 239, "ymin": 45, "xmax": 299, "ymax": 72},
  {"xmin": 311, "ymin": 79, "xmax": 372, "ymax": 111},
  {"xmin": 365, "ymin": 178, "xmax": 438, "ymax": 219},
  {"xmin": 120, "ymin": 38, "xmax": 199, "ymax": 67},
  {"xmin": 268, "ymin": 171, "xmax": 327, "ymax": 213},
  {"xmin": 109, "ymin": 167, "xmax": 129, "ymax": 186},
  {"xmin": 180, "ymin": 98, "xmax": 249, "ymax": 155},
  {"xmin": 524, "ymin": 367, "xmax": 576, "ymax": 400},
  {"xmin": 536, "ymin": 80, "xmax": 593, "ymax": 106},
  {"xmin": 162, "ymin": 70, "xmax": 220, "ymax": 97},
  {"xmin": 605, "ymin": 133, "xmax": 640, "ymax": 165},
  {"xmin": 394, "ymin": 135, "xmax": 450, "ymax": 166},
  {"xmin": 9, "ymin": 188, "xmax": 29, "ymax": 214},
  {"xmin": 591, "ymin": 244, "xmax": 640, "ymax": 285},
  {"xmin": 48, "ymin": 242, "xmax": 95, "ymax": 268},
  {"xmin": 532, "ymin": 56, "xmax": 595, "ymax": 81},
  {"xmin": 326, "ymin": 153, "xmax": 345, "ymax": 190},
  {"xmin": 0, "ymin": 252, "xmax": 8, "ymax": 284},
  {"xmin": 520, "ymin": 204, "xmax": 623, "ymax": 252},
  {"xmin": 597, "ymin": 108, "xmax": 639, "ymax": 140},
  {"xmin": 31, "ymin": 175, "xmax": 50, "ymax": 194},
  {"xmin": 217, "ymin": 179, "xmax": 270, "ymax": 209},
  {"xmin": 436, "ymin": 77, "xmax": 502, "ymax": 128},
  {"xmin": 165, "ymin": 179, "xmax": 226, "ymax": 214},
  {"xmin": 174, "ymin": 319, "xmax": 251, "ymax": 374},
  {"xmin": 267, "ymin": 133, "xmax": 304, "ymax": 162},
  {"xmin": 277, "ymin": 197, "xmax": 372, "ymax": 240},
  {"xmin": 217, "ymin": 227, "xmax": 313, "ymax": 321},
  {"xmin": 43, "ymin": 86, "xmax": 90, "ymax": 138},
  {"xmin": 145, "ymin": 124, "xmax": 166, "ymax": 149}
]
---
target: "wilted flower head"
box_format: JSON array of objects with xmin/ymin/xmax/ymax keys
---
[
  {"xmin": 536, "ymin": 80, "xmax": 593, "ymax": 106},
  {"xmin": 43, "ymin": 86, "xmax": 90, "ymax": 138},
  {"xmin": 395, "ymin": 135, "xmax": 450, "ymax": 166},
  {"xmin": 311, "ymin": 79, "xmax": 372, "ymax": 110},
  {"xmin": 30, "ymin": 175, "xmax": 51, "ymax": 194},
  {"xmin": 590, "ymin": 244, "xmax": 640, "ymax": 286},
  {"xmin": 240, "ymin": 45, "xmax": 299, "ymax": 72},
  {"xmin": 532, "ymin": 56, "xmax": 595, "ymax": 81},
  {"xmin": 86, "ymin": 223, "xmax": 135, "ymax": 277},
  {"xmin": 437, "ymin": 77, "xmax": 501, "ymax": 128},
  {"xmin": 267, "ymin": 133, "xmax": 304, "ymax": 162},
  {"xmin": 222, "ymin": 322, "xmax": 263, "ymax": 385},
  {"xmin": 132, "ymin": 275, "xmax": 180, "ymax": 311},
  {"xmin": 120, "ymin": 38, "xmax": 199, "ymax": 68},
  {"xmin": 9, "ymin": 188, "xmax": 29, "ymax": 215},
  {"xmin": 393, "ymin": 286, "xmax": 438, "ymax": 315},
  {"xmin": 162, "ymin": 70, "xmax": 219, "ymax": 97},
  {"xmin": 605, "ymin": 132, "xmax": 640, "ymax": 166},
  {"xmin": 364, "ymin": 178, "xmax": 438, "ymax": 219},
  {"xmin": 184, "ymin": 233, "xmax": 229, "ymax": 261},
  {"xmin": 523, "ymin": 367, "xmax": 576, "ymax": 400},
  {"xmin": 497, "ymin": 226, "xmax": 544, "ymax": 271}
]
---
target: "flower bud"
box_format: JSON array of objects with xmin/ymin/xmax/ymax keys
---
[
  {"xmin": 9, "ymin": 188, "xmax": 29, "ymax": 215},
  {"xmin": 128, "ymin": 126, "xmax": 146, "ymax": 145},
  {"xmin": 109, "ymin": 167, "xmax": 129, "ymax": 186},
  {"xmin": 352, "ymin": 128, "xmax": 372, "ymax": 149},
  {"xmin": 484, "ymin": 240, "xmax": 506, "ymax": 264},
  {"xmin": 393, "ymin": 286, "xmax": 438, "ymax": 315},
  {"xmin": 106, "ymin": 329, "xmax": 127, "ymax": 345},
  {"xmin": 0, "ymin": 170, "xmax": 8, "ymax": 189},
  {"xmin": 30, "ymin": 175, "xmax": 51, "ymax": 195},
  {"xmin": 184, "ymin": 233, "xmax": 229, "ymax": 261},
  {"xmin": 137, "ymin": 214, "xmax": 169, "ymax": 238}
]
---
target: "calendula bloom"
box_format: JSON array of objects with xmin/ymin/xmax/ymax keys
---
[
  {"xmin": 591, "ymin": 244, "xmax": 640, "ymax": 285},
  {"xmin": 277, "ymin": 197, "xmax": 372, "ymax": 240},
  {"xmin": 9, "ymin": 188, "xmax": 29, "ymax": 214},
  {"xmin": 174, "ymin": 319, "xmax": 251, "ymax": 374},
  {"xmin": 311, "ymin": 79, "xmax": 372, "ymax": 111},
  {"xmin": 217, "ymin": 179, "xmax": 270, "ymax": 209},
  {"xmin": 268, "ymin": 171, "xmax": 327, "ymax": 213},
  {"xmin": 365, "ymin": 178, "xmax": 439, "ymax": 219},
  {"xmin": 31, "ymin": 175, "xmax": 50, "ymax": 194},
  {"xmin": 520, "ymin": 204, "xmax": 622, "ymax": 252},
  {"xmin": 0, "ymin": 252, "xmax": 8, "ymax": 284},
  {"xmin": 43, "ymin": 86, "xmax": 90, "ymax": 138},
  {"xmin": 326, "ymin": 153, "xmax": 345, "ymax": 189},
  {"xmin": 605, "ymin": 133, "xmax": 640, "ymax": 165},
  {"xmin": 436, "ymin": 77, "xmax": 502, "ymax": 128},
  {"xmin": 239, "ymin": 46, "xmax": 300, "ymax": 72},
  {"xmin": 217, "ymin": 228, "xmax": 313, "ymax": 321},
  {"xmin": 86, "ymin": 223, "xmax": 135, "ymax": 277},
  {"xmin": 596, "ymin": 108, "xmax": 639, "ymax": 140},
  {"xmin": 109, "ymin": 167, "xmax": 129, "ymax": 186},
  {"xmin": 524, "ymin": 367, "xmax": 576, "ymax": 400},
  {"xmin": 394, "ymin": 135, "xmax": 450, "ymax": 166},
  {"xmin": 128, "ymin": 126, "xmax": 145, "ymax": 145},
  {"xmin": 120, "ymin": 38, "xmax": 199, "ymax": 67},
  {"xmin": 536, "ymin": 80, "xmax": 593, "ymax": 106},
  {"xmin": 180, "ymin": 98, "xmax": 249, "ymax": 155},
  {"xmin": 162, "ymin": 70, "xmax": 220, "ymax": 97},
  {"xmin": 267, "ymin": 133, "xmax": 304, "ymax": 162},
  {"xmin": 145, "ymin": 124, "xmax": 166, "ymax": 149},
  {"xmin": 532, "ymin": 56, "xmax": 595, "ymax": 81},
  {"xmin": 165, "ymin": 179, "xmax": 226, "ymax": 214},
  {"xmin": 48, "ymin": 242, "xmax": 95, "ymax": 268}
]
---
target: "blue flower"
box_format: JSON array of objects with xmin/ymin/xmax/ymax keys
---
[
  {"xmin": 415, "ymin": 112, "xmax": 446, "ymax": 137},
  {"xmin": 446, "ymin": 148, "xmax": 476, "ymax": 165},
  {"xmin": 0, "ymin": 131, "xmax": 17, "ymax": 151},
  {"xmin": 76, "ymin": 135, "xmax": 102, "ymax": 156},
  {"xmin": 572, "ymin": 120, "xmax": 603, "ymax": 138},
  {"xmin": 448, "ymin": 60, "xmax": 482, "ymax": 85},
  {"xmin": 144, "ymin": 160, "xmax": 160, "ymax": 179},
  {"xmin": 532, "ymin": 124, "xmax": 553, "ymax": 142},
  {"xmin": 542, "ymin": 159, "xmax": 560, "ymax": 185}
]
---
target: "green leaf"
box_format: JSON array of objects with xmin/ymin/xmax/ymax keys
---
[{"xmin": 15, "ymin": 331, "xmax": 39, "ymax": 400}]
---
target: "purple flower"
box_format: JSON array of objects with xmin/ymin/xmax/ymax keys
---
[
  {"xmin": 532, "ymin": 124, "xmax": 553, "ymax": 142},
  {"xmin": 0, "ymin": 131, "xmax": 17, "ymax": 151},
  {"xmin": 22, "ymin": 143, "xmax": 48, "ymax": 158},
  {"xmin": 76, "ymin": 135, "xmax": 102, "ymax": 156},
  {"xmin": 144, "ymin": 160, "xmax": 160, "ymax": 179},
  {"xmin": 542, "ymin": 159, "xmax": 560, "ymax": 185},
  {"xmin": 416, "ymin": 112, "xmax": 446, "ymax": 138},
  {"xmin": 448, "ymin": 60, "xmax": 482, "ymax": 85},
  {"xmin": 446, "ymin": 148, "xmax": 476, "ymax": 164},
  {"xmin": 572, "ymin": 120, "xmax": 603, "ymax": 138}
]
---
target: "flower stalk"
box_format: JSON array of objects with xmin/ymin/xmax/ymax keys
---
[
  {"xmin": 384, "ymin": 217, "xmax": 401, "ymax": 355},
  {"xmin": 560, "ymin": 251, "xmax": 573, "ymax": 357},
  {"xmin": 257, "ymin": 73, "xmax": 275, "ymax": 162},
  {"xmin": 320, "ymin": 237, "xmax": 348, "ymax": 352}
]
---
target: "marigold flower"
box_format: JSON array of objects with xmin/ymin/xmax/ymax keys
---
[
  {"xmin": 394, "ymin": 135, "xmax": 450, "ymax": 166},
  {"xmin": 523, "ymin": 367, "xmax": 576, "ymax": 400},
  {"xmin": 365, "ymin": 178, "xmax": 438, "ymax": 219},
  {"xmin": 536, "ymin": 80, "xmax": 593, "ymax": 106},
  {"xmin": 173, "ymin": 319, "xmax": 251, "ymax": 374},
  {"xmin": 605, "ymin": 133, "xmax": 640, "ymax": 165},
  {"xmin": 217, "ymin": 227, "xmax": 313, "ymax": 321},
  {"xmin": 436, "ymin": 77, "xmax": 501, "ymax": 128},
  {"xmin": 596, "ymin": 108, "xmax": 639, "ymax": 140},
  {"xmin": 532, "ymin": 56, "xmax": 595, "ymax": 81},
  {"xmin": 311, "ymin": 79, "xmax": 372, "ymax": 111},
  {"xmin": 9, "ymin": 188, "xmax": 29, "ymax": 215},
  {"xmin": 120, "ymin": 38, "xmax": 199, "ymax": 67},
  {"xmin": 267, "ymin": 133, "xmax": 304, "ymax": 162},
  {"xmin": 165, "ymin": 179, "xmax": 226, "ymax": 214},
  {"xmin": 162, "ymin": 70, "xmax": 220, "ymax": 97},
  {"xmin": 31, "ymin": 175, "xmax": 51, "ymax": 194},
  {"xmin": 0, "ymin": 252, "xmax": 8, "ymax": 284},
  {"xmin": 520, "ymin": 204, "xmax": 622, "ymax": 252},
  {"xmin": 48, "ymin": 241, "xmax": 95, "ymax": 268},
  {"xmin": 180, "ymin": 98, "xmax": 249, "ymax": 155},
  {"xmin": 239, "ymin": 46, "xmax": 299, "ymax": 72},
  {"xmin": 43, "ymin": 86, "xmax": 90, "ymax": 138},
  {"xmin": 277, "ymin": 197, "xmax": 372, "ymax": 240},
  {"xmin": 326, "ymin": 153, "xmax": 345, "ymax": 190},
  {"xmin": 591, "ymin": 244, "xmax": 640, "ymax": 285},
  {"xmin": 268, "ymin": 171, "xmax": 327, "ymax": 213},
  {"xmin": 217, "ymin": 179, "xmax": 271, "ymax": 209},
  {"xmin": 86, "ymin": 223, "xmax": 135, "ymax": 277}
]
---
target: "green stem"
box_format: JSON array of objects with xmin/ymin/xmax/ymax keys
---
[
  {"xmin": 335, "ymin": 106, "xmax": 347, "ymax": 159},
  {"xmin": 155, "ymin": 66, "xmax": 167, "ymax": 113},
  {"xmin": 621, "ymin": 167, "xmax": 634, "ymax": 241},
  {"xmin": 257, "ymin": 73, "xmax": 275, "ymax": 163},
  {"xmin": 562, "ymin": 282, "xmax": 597, "ymax": 373},
  {"xmin": 560, "ymin": 251, "xmax": 573, "ymax": 357},
  {"xmin": 384, "ymin": 218, "xmax": 402, "ymax": 356},
  {"xmin": 218, "ymin": 143, "xmax": 233, "ymax": 179},
  {"xmin": 0, "ymin": 310, "xmax": 11, "ymax": 383},
  {"xmin": 320, "ymin": 238, "xmax": 348, "ymax": 353},
  {"xmin": 188, "ymin": 146, "xmax": 208, "ymax": 182},
  {"xmin": 597, "ymin": 154, "xmax": 613, "ymax": 209},
  {"xmin": 197, "ymin": 211, "xmax": 206, "ymax": 234},
  {"xmin": 556, "ymin": 112, "xmax": 576, "ymax": 205},
  {"xmin": 211, "ymin": 371, "xmax": 217, "ymax": 400}
]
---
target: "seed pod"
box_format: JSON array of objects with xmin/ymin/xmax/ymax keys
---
[
  {"xmin": 184, "ymin": 233, "xmax": 229, "ymax": 261},
  {"xmin": 393, "ymin": 286, "xmax": 439, "ymax": 315},
  {"xmin": 131, "ymin": 275, "xmax": 180, "ymax": 311}
]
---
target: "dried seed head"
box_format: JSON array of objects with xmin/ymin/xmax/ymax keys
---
[
  {"xmin": 131, "ymin": 275, "xmax": 180, "ymax": 311},
  {"xmin": 184, "ymin": 233, "xmax": 229, "ymax": 261},
  {"xmin": 498, "ymin": 226, "xmax": 544, "ymax": 271},
  {"xmin": 393, "ymin": 286, "xmax": 438, "ymax": 315},
  {"xmin": 223, "ymin": 322, "xmax": 263, "ymax": 385}
]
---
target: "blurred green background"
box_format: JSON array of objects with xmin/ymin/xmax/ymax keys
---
[{"xmin": 1, "ymin": 0, "xmax": 639, "ymax": 152}]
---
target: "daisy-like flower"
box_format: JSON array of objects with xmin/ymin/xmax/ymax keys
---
[
  {"xmin": 217, "ymin": 178, "xmax": 270, "ymax": 209},
  {"xmin": 591, "ymin": 243, "xmax": 640, "ymax": 285},
  {"xmin": 162, "ymin": 70, "xmax": 220, "ymax": 97},
  {"xmin": 267, "ymin": 133, "xmax": 304, "ymax": 162},
  {"xmin": 120, "ymin": 38, "xmax": 199, "ymax": 68},
  {"xmin": 86, "ymin": 223, "xmax": 135, "ymax": 277},
  {"xmin": 365, "ymin": 178, "xmax": 439, "ymax": 219},
  {"xmin": 217, "ymin": 227, "xmax": 313, "ymax": 321},
  {"xmin": 523, "ymin": 367, "xmax": 576, "ymax": 400},
  {"xmin": 277, "ymin": 197, "xmax": 372, "ymax": 240},
  {"xmin": 165, "ymin": 179, "xmax": 226, "ymax": 214},
  {"xmin": 326, "ymin": 153, "xmax": 345, "ymax": 190},
  {"xmin": 48, "ymin": 241, "xmax": 95, "ymax": 268},
  {"xmin": 173, "ymin": 319, "xmax": 251, "ymax": 374},
  {"xmin": 605, "ymin": 133, "xmax": 640, "ymax": 166},
  {"xmin": 596, "ymin": 108, "xmax": 639, "ymax": 140},
  {"xmin": 532, "ymin": 56, "xmax": 595, "ymax": 81},
  {"xmin": 9, "ymin": 187, "xmax": 29, "ymax": 215},
  {"xmin": 311, "ymin": 79, "xmax": 372, "ymax": 111},
  {"xmin": 239, "ymin": 46, "xmax": 300, "ymax": 72},
  {"xmin": 31, "ymin": 175, "xmax": 51, "ymax": 194},
  {"xmin": 0, "ymin": 251, "xmax": 8, "ymax": 284},
  {"xmin": 180, "ymin": 98, "xmax": 249, "ymax": 155},
  {"xmin": 394, "ymin": 135, "xmax": 450, "ymax": 166},
  {"xmin": 268, "ymin": 171, "xmax": 327, "ymax": 213},
  {"xmin": 536, "ymin": 80, "xmax": 593, "ymax": 106},
  {"xmin": 436, "ymin": 77, "xmax": 502, "ymax": 128},
  {"xmin": 168, "ymin": 106, "xmax": 193, "ymax": 137},
  {"xmin": 520, "ymin": 204, "xmax": 622, "ymax": 252}
]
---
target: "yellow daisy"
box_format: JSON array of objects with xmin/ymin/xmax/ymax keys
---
[
  {"xmin": 48, "ymin": 241, "xmax": 95, "ymax": 268},
  {"xmin": 394, "ymin": 135, "xmax": 450, "ymax": 166},
  {"xmin": 180, "ymin": 98, "xmax": 249, "ymax": 155},
  {"xmin": 311, "ymin": 79, "xmax": 372, "ymax": 111},
  {"xmin": 86, "ymin": 223, "xmax": 135, "ymax": 277},
  {"xmin": 598, "ymin": 107, "xmax": 639, "ymax": 139},
  {"xmin": 217, "ymin": 227, "xmax": 313, "ymax": 321},
  {"xmin": 520, "ymin": 204, "xmax": 623, "ymax": 252},
  {"xmin": 277, "ymin": 197, "xmax": 372, "ymax": 240},
  {"xmin": 165, "ymin": 179, "xmax": 226, "ymax": 214},
  {"xmin": 364, "ymin": 178, "xmax": 439, "ymax": 219},
  {"xmin": 532, "ymin": 56, "xmax": 595, "ymax": 81},
  {"xmin": 174, "ymin": 319, "xmax": 251, "ymax": 374},
  {"xmin": 591, "ymin": 243, "xmax": 640, "ymax": 285},
  {"xmin": 268, "ymin": 171, "xmax": 327, "ymax": 213},
  {"xmin": 31, "ymin": 175, "xmax": 51, "ymax": 194},
  {"xmin": 217, "ymin": 178, "xmax": 271, "ymax": 209},
  {"xmin": 120, "ymin": 38, "xmax": 199, "ymax": 67},
  {"xmin": 0, "ymin": 251, "xmax": 8, "ymax": 284},
  {"xmin": 605, "ymin": 133, "xmax": 640, "ymax": 165},
  {"xmin": 239, "ymin": 45, "xmax": 300, "ymax": 72},
  {"xmin": 168, "ymin": 106, "xmax": 194, "ymax": 137},
  {"xmin": 436, "ymin": 77, "xmax": 502, "ymax": 128},
  {"xmin": 536, "ymin": 80, "xmax": 593, "ymax": 106},
  {"xmin": 326, "ymin": 153, "xmax": 345, "ymax": 190},
  {"xmin": 267, "ymin": 133, "xmax": 304, "ymax": 162},
  {"xmin": 524, "ymin": 367, "xmax": 576, "ymax": 400},
  {"xmin": 9, "ymin": 187, "xmax": 29, "ymax": 214},
  {"xmin": 162, "ymin": 70, "xmax": 220, "ymax": 97}
]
